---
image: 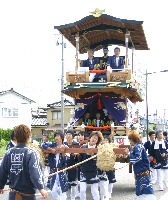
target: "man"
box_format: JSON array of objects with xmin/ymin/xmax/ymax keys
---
[
  {"xmin": 0, "ymin": 124, "xmax": 47, "ymax": 199},
  {"xmin": 79, "ymin": 49, "xmax": 100, "ymax": 82},
  {"xmin": 79, "ymin": 49, "xmax": 99, "ymax": 70},
  {"xmin": 64, "ymin": 130, "xmax": 79, "ymax": 200},
  {"xmin": 107, "ymin": 47, "xmax": 125, "ymax": 72},
  {"xmin": 6, "ymin": 130, "xmax": 16, "ymax": 150},
  {"xmin": 150, "ymin": 130, "xmax": 168, "ymax": 191},
  {"xmin": 163, "ymin": 131, "xmax": 168, "ymax": 146},
  {"xmin": 41, "ymin": 130, "xmax": 68, "ymax": 200},
  {"xmin": 144, "ymin": 131, "xmax": 157, "ymax": 184},
  {"xmin": 40, "ymin": 134, "xmax": 50, "ymax": 185},
  {"xmin": 99, "ymin": 47, "xmax": 109, "ymax": 71}
]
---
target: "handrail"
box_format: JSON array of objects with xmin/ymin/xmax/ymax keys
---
[{"xmin": 89, "ymin": 69, "xmax": 107, "ymax": 73}]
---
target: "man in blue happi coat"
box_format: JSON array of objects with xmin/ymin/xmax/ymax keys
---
[
  {"xmin": 79, "ymin": 49, "xmax": 99, "ymax": 70},
  {"xmin": 0, "ymin": 124, "xmax": 47, "ymax": 200},
  {"xmin": 79, "ymin": 49, "xmax": 100, "ymax": 82},
  {"xmin": 107, "ymin": 47, "xmax": 125, "ymax": 72},
  {"xmin": 64, "ymin": 130, "xmax": 79, "ymax": 200},
  {"xmin": 41, "ymin": 130, "xmax": 69, "ymax": 200}
]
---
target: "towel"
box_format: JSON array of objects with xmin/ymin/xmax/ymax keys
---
[{"xmin": 154, "ymin": 138, "xmax": 166, "ymax": 149}]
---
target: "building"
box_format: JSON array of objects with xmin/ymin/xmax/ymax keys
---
[
  {"xmin": 31, "ymin": 99, "xmax": 75, "ymax": 139},
  {"xmin": 0, "ymin": 88, "xmax": 35, "ymax": 129}
]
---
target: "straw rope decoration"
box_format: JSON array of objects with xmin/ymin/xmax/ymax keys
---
[{"xmin": 29, "ymin": 142, "xmax": 49, "ymax": 168}]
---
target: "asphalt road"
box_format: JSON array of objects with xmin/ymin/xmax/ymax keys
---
[{"xmin": 1, "ymin": 162, "xmax": 168, "ymax": 200}]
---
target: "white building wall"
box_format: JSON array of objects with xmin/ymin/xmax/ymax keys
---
[{"xmin": 0, "ymin": 92, "xmax": 33, "ymax": 129}]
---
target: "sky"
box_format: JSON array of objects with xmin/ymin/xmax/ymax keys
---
[{"xmin": 0, "ymin": 0, "xmax": 167, "ymax": 120}]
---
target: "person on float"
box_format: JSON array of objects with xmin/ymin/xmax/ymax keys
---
[
  {"xmin": 79, "ymin": 49, "xmax": 99, "ymax": 70},
  {"xmin": 78, "ymin": 111, "xmax": 92, "ymax": 126},
  {"xmin": 41, "ymin": 130, "xmax": 68, "ymax": 200},
  {"xmin": 106, "ymin": 114, "xmax": 118, "ymax": 127},
  {"xmin": 144, "ymin": 131, "xmax": 157, "ymax": 184},
  {"xmin": 64, "ymin": 130, "xmax": 79, "ymax": 200},
  {"xmin": 124, "ymin": 130, "xmax": 156, "ymax": 200},
  {"xmin": 79, "ymin": 131, "xmax": 104, "ymax": 200},
  {"xmin": 99, "ymin": 46, "xmax": 109, "ymax": 74},
  {"xmin": 150, "ymin": 130, "xmax": 168, "ymax": 191},
  {"xmin": 79, "ymin": 49, "xmax": 100, "ymax": 82},
  {"xmin": 107, "ymin": 47, "xmax": 125, "ymax": 72},
  {"xmin": 103, "ymin": 135, "xmax": 116, "ymax": 200},
  {"xmin": 92, "ymin": 110, "xmax": 105, "ymax": 128},
  {"xmin": 0, "ymin": 124, "xmax": 48, "ymax": 200}
]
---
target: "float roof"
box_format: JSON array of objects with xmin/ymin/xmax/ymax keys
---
[{"xmin": 54, "ymin": 14, "xmax": 149, "ymax": 53}]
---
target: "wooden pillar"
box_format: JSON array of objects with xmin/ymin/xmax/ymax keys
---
[
  {"xmin": 111, "ymin": 122, "xmax": 115, "ymax": 142},
  {"xmin": 125, "ymin": 96, "xmax": 129, "ymax": 136},
  {"xmin": 125, "ymin": 30, "xmax": 129, "ymax": 71},
  {"xmin": 75, "ymin": 32, "xmax": 79, "ymax": 72},
  {"xmin": 132, "ymin": 48, "xmax": 135, "ymax": 74}
]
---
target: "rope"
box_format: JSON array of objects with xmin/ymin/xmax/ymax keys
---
[
  {"xmin": 44, "ymin": 151, "xmax": 104, "ymax": 178},
  {"xmin": 115, "ymin": 163, "xmax": 129, "ymax": 171}
]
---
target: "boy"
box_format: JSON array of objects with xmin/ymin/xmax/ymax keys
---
[
  {"xmin": 78, "ymin": 131, "xmax": 86, "ymax": 145},
  {"xmin": 150, "ymin": 130, "xmax": 168, "ymax": 191},
  {"xmin": 64, "ymin": 130, "xmax": 79, "ymax": 200},
  {"xmin": 41, "ymin": 130, "xmax": 68, "ymax": 200},
  {"xmin": 0, "ymin": 124, "xmax": 47, "ymax": 199},
  {"xmin": 144, "ymin": 131, "xmax": 157, "ymax": 184}
]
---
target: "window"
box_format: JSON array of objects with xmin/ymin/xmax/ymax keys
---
[
  {"xmin": 52, "ymin": 111, "xmax": 61, "ymax": 119},
  {"xmin": 2, "ymin": 108, "xmax": 18, "ymax": 117}
]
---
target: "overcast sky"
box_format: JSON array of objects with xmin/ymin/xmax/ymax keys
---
[{"xmin": 0, "ymin": 0, "xmax": 167, "ymax": 119}]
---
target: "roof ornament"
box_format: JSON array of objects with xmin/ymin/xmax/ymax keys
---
[{"xmin": 89, "ymin": 8, "xmax": 105, "ymax": 17}]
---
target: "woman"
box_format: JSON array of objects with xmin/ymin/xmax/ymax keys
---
[
  {"xmin": 124, "ymin": 130, "xmax": 156, "ymax": 200},
  {"xmin": 79, "ymin": 131, "xmax": 103, "ymax": 200}
]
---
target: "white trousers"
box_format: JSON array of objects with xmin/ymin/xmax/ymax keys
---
[
  {"xmin": 42, "ymin": 166, "xmax": 50, "ymax": 185},
  {"xmin": 156, "ymin": 168, "xmax": 168, "ymax": 189},
  {"xmin": 139, "ymin": 194, "xmax": 156, "ymax": 200},
  {"xmin": 52, "ymin": 174, "xmax": 67, "ymax": 200},
  {"xmin": 99, "ymin": 180, "xmax": 108, "ymax": 200},
  {"xmin": 108, "ymin": 183, "xmax": 113, "ymax": 198},
  {"xmin": 70, "ymin": 185, "xmax": 76, "ymax": 200},
  {"xmin": 150, "ymin": 167, "xmax": 157, "ymax": 183},
  {"xmin": 80, "ymin": 182, "xmax": 99, "ymax": 200}
]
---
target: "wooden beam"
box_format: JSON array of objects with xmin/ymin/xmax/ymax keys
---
[{"xmin": 42, "ymin": 147, "xmax": 126, "ymax": 154}]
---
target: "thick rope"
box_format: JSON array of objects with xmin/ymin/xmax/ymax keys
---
[{"xmin": 44, "ymin": 151, "xmax": 103, "ymax": 178}]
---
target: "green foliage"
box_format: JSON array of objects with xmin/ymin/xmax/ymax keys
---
[
  {"xmin": 0, "ymin": 139, "xmax": 8, "ymax": 148},
  {"xmin": 0, "ymin": 128, "xmax": 14, "ymax": 141},
  {"xmin": 49, "ymin": 132, "xmax": 56, "ymax": 142},
  {"xmin": 0, "ymin": 147, "xmax": 6, "ymax": 157}
]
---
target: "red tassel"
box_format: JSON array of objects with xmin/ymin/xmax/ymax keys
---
[{"xmin": 98, "ymin": 93, "xmax": 102, "ymax": 109}]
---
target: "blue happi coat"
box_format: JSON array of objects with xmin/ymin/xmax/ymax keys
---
[
  {"xmin": 79, "ymin": 144, "xmax": 99, "ymax": 184},
  {"xmin": 6, "ymin": 140, "xmax": 16, "ymax": 150},
  {"xmin": 41, "ymin": 142, "xmax": 69, "ymax": 193},
  {"xmin": 130, "ymin": 142, "xmax": 154, "ymax": 196},
  {"xmin": 0, "ymin": 143, "xmax": 44, "ymax": 194},
  {"xmin": 64, "ymin": 140, "xmax": 79, "ymax": 186},
  {"xmin": 107, "ymin": 56, "xmax": 124, "ymax": 72}
]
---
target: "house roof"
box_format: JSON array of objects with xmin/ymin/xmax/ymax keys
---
[
  {"xmin": 47, "ymin": 99, "xmax": 75, "ymax": 108},
  {"xmin": 54, "ymin": 14, "xmax": 149, "ymax": 53},
  {"xmin": 31, "ymin": 117, "xmax": 48, "ymax": 126},
  {"xmin": 45, "ymin": 124, "xmax": 67, "ymax": 131},
  {"xmin": 0, "ymin": 88, "xmax": 36, "ymax": 103}
]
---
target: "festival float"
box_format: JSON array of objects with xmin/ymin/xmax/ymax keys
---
[{"xmin": 42, "ymin": 9, "xmax": 149, "ymax": 172}]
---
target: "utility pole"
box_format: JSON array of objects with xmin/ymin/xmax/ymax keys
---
[
  {"xmin": 145, "ymin": 69, "xmax": 149, "ymax": 140},
  {"xmin": 61, "ymin": 35, "xmax": 64, "ymax": 133}
]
